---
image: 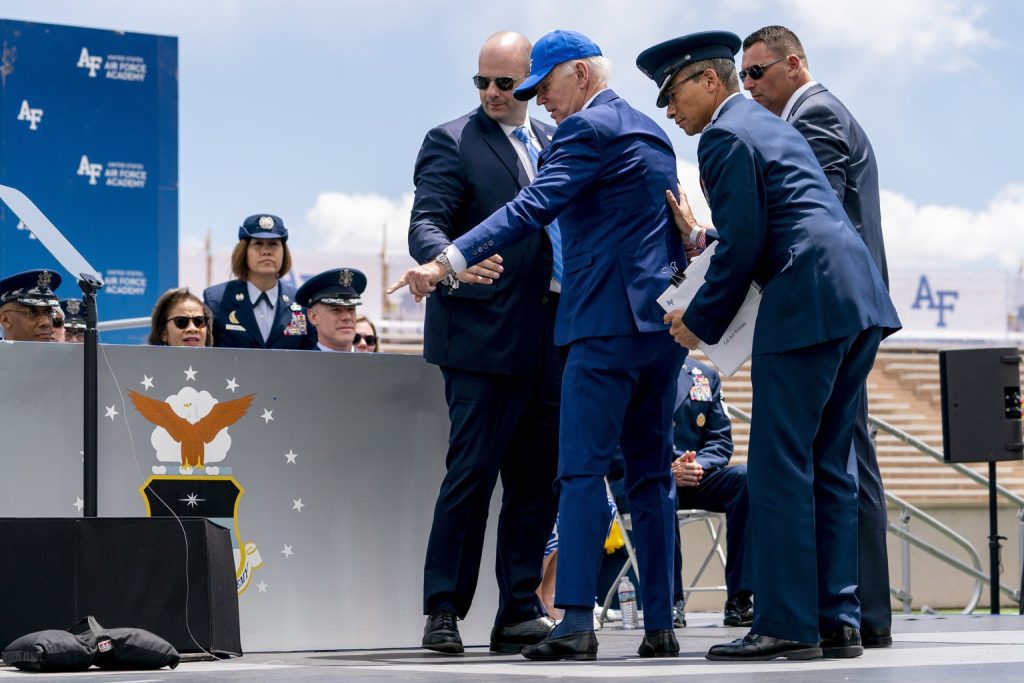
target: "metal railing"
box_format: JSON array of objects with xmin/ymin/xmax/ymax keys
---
[{"xmin": 725, "ymin": 404, "xmax": 1023, "ymax": 614}]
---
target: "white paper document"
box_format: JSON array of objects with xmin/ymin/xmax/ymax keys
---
[{"xmin": 657, "ymin": 242, "xmax": 760, "ymax": 377}]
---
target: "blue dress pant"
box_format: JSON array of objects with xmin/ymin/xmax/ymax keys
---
[
  {"xmin": 422, "ymin": 304, "xmax": 562, "ymax": 624},
  {"xmin": 554, "ymin": 332, "xmax": 685, "ymax": 630},
  {"xmin": 747, "ymin": 327, "xmax": 883, "ymax": 643}
]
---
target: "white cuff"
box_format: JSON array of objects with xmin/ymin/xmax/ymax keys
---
[
  {"xmin": 687, "ymin": 225, "xmax": 703, "ymax": 246},
  {"xmin": 442, "ymin": 244, "xmax": 467, "ymax": 274}
]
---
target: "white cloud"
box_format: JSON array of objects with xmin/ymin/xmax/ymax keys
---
[
  {"xmin": 302, "ymin": 191, "xmax": 414, "ymax": 255},
  {"xmin": 881, "ymin": 183, "xmax": 1024, "ymax": 270},
  {"xmin": 785, "ymin": 0, "xmax": 997, "ymax": 68}
]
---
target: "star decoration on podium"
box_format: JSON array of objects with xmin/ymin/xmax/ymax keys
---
[
  {"xmin": 105, "ymin": 405, "xmax": 119, "ymax": 420},
  {"xmin": 284, "ymin": 449, "xmax": 298, "ymax": 464},
  {"xmin": 292, "ymin": 498, "xmax": 305, "ymax": 512},
  {"xmin": 226, "ymin": 377, "xmax": 239, "ymax": 393},
  {"xmin": 281, "ymin": 544, "xmax": 294, "ymax": 558},
  {"xmin": 184, "ymin": 366, "xmax": 197, "ymax": 381},
  {"xmin": 261, "ymin": 409, "xmax": 274, "ymax": 424},
  {"xmin": 256, "ymin": 580, "xmax": 268, "ymax": 593},
  {"xmin": 140, "ymin": 375, "xmax": 154, "ymax": 390}
]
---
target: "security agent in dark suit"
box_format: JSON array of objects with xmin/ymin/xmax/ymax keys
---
[
  {"xmin": 638, "ymin": 31, "xmax": 900, "ymax": 661},
  {"xmin": 395, "ymin": 30, "xmax": 686, "ymax": 662},
  {"xmin": 203, "ymin": 214, "xmax": 312, "ymax": 350},
  {"xmin": 0, "ymin": 270, "xmax": 61, "ymax": 342},
  {"xmin": 738, "ymin": 25, "xmax": 893, "ymax": 649},
  {"xmin": 295, "ymin": 268, "xmax": 366, "ymax": 352},
  {"xmin": 669, "ymin": 359, "xmax": 752, "ymax": 629},
  {"xmin": 406, "ymin": 31, "xmax": 560, "ymax": 655}
]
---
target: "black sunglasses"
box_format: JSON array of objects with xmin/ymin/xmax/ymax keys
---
[
  {"xmin": 167, "ymin": 315, "xmax": 208, "ymax": 330},
  {"xmin": 353, "ymin": 333, "xmax": 377, "ymax": 346},
  {"xmin": 51, "ymin": 315, "xmax": 64, "ymax": 328},
  {"xmin": 738, "ymin": 57, "xmax": 786, "ymax": 81},
  {"xmin": 472, "ymin": 74, "xmax": 527, "ymax": 91}
]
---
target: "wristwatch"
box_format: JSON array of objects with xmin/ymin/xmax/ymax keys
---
[{"xmin": 434, "ymin": 251, "xmax": 456, "ymax": 278}]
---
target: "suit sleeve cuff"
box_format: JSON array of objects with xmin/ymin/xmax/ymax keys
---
[{"xmin": 442, "ymin": 244, "xmax": 467, "ymax": 274}]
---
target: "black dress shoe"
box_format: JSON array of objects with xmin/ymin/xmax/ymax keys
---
[
  {"xmin": 861, "ymin": 626, "xmax": 893, "ymax": 648},
  {"xmin": 490, "ymin": 616, "xmax": 555, "ymax": 653},
  {"xmin": 422, "ymin": 609, "xmax": 463, "ymax": 654},
  {"xmin": 521, "ymin": 630, "xmax": 598, "ymax": 661},
  {"xmin": 821, "ymin": 625, "xmax": 864, "ymax": 658},
  {"xmin": 638, "ymin": 629, "xmax": 679, "ymax": 657},
  {"xmin": 706, "ymin": 632, "xmax": 822, "ymax": 661},
  {"xmin": 723, "ymin": 594, "xmax": 754, "ymax": 627},
  {"xmin": 672, "ymin": 598, "xmax": 687, "ymax": 628}
]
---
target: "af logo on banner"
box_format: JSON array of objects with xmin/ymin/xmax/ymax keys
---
[
  {"xmin": 77, "ymin": 47, "xmax": 103, "ymax": 77},
  {"xmin": 129, "ymin": 373, "xmax": 265, "ymax": 594},
  {"xmin": 17, "ymin": 100, "xmax": 43, "ymax": 130},
  {"xmin": 911, "ymin": 274, "xmax": 959, "ymax": 328},
  {"xmin": 77, "ymin": 155, "xmax": 103, "ymax": 185}
]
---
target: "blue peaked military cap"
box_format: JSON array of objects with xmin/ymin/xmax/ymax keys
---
[
  {"xmin": 636, "ymin": 31, "xmax": 742, "ymax": 107},
  {"xmin": 238, "ymin": 213, "xmax": 288, "ymax": 241},
  {"xmin": 60, "ymin": 298, "xmax": 87, "ymax": 329},
  {"xmin": 295, "ymin": 268, "xmax": 367, "ymax": 308},
  {"xmin": 0, "ymin": 269, "xmax": 61, "ymax": 307},
  {"xmin": 514, "ymin": 29, "xmax": 603, "ymax": 101}
]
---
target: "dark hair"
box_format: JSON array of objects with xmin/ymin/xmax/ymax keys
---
[
  {"xmin": 680, "ymin": 57, "xmax": 739, "ymax": 92},
  {"xmin": 148, "ymin": 288, "xmax": 214, "ymax": 346},
  {"xmin": 356, "ymin": 315, "xmax": 380, "ymax": 352},
  {"xmin": 742, "ymin": 25, "xmax": 806, "ymax": 64},
  {"xmin": 230, "ymin": 237, "xmax": 293, "ymax": 281}
]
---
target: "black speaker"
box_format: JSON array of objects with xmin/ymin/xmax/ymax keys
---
[
  {"xmin": 939, "ymin": 347, "xmax": 1024, "ymax": 464},
  {"xmin": 0, "ymin": 518, "xmax": 240, "ymax": 656}
]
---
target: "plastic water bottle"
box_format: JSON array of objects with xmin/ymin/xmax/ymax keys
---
[{"xmin": 617, "ymin": 575, "xmax": 638, "ymax": 629}]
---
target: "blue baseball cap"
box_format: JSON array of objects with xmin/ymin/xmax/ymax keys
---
[
  {"xmin": 513, "ymin": 30, "xmax": 602, "ymax": 101},
  {"xmin": 295, "ymin": 268, "xmax": 367, "ymax": 308},
  {"xmin": 238, "ymin": 213, "xmax": 288, "ymax": 241},
  {"xmin": 636, "ymin": 31, "xmax": 741, "ymax": 107}
]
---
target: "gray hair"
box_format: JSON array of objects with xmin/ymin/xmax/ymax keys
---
[
  {"xmin": 560, "ymin": 55, "xmax": 611, "ymax": 85},
  {"xmin": 679, "ymin": 57, "xmax": 738, "ymax": 93}
]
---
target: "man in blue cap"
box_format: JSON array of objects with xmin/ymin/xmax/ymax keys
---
[
  {"xmin": 390, "ymin": 29, "xmax": 685, "ymax": 661},
  {"xmin": 60, "ymin": 299, "xmax": 87, "ymax": 343},
  {"xmin": 295, "ymin": 268, "xmax": 366, "ymax": 352},
  {"xmin": 0, "ymin": 269, "xmax": 62, "ymax": 342},
  {"xmin": 636, "ymin": 31, "xmax": 900, "ymax": 661}
]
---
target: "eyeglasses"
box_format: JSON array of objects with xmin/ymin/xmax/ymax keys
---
[
  {"xmin": 664, "ymin": 70, "xmax": 705, "ymax": 105},
  {"xmin": 353, "ymin": 333, "xmax": 377, "ymax": 346},
  {"xmin": 167, "ymin": 315, "xmax": 209, "ymax": 330},
  {"xmin": 7, "ymin": 307, "xmax": 55, "ymax": 321},
  {"xmin": 472, "ymin": 74, "xmax": 527, "ymax": 91},
  {"xmin": 738, "ymin": 57, "xmax": 786, "ymax": 81},
  {"xmin": 52, "ymin": 315, "xmax": 64, "ymax": 328}
]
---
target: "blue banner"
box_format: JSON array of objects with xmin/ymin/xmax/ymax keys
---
[{"xmin": 1, "ymin": 19, "xmax": 177, "ymax": 342}]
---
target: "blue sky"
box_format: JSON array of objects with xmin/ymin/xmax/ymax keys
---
[{"xmin": 5, "ymin": 0, "xmax": 1023, "ymax": 280}]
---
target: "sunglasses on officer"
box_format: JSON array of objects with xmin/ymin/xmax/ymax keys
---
[
  {"xmin": 472, "ymin": 74, "xmax": 527, "ymax": 91},
  {"xmin": 167, "ymin": 315, "xmax": 209, "ymax": 330},
  {"xmin": 738, "ymin": 57, "xmax": 786, "ymax": 81},
  {"xmin": 353, "ymin": 333, "xmax": 377, "ymax": 346}
]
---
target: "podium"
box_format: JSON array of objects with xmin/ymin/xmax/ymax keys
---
[{"xmin": 0, "ymin": 518, "xmax": 240, "ymax": 656}]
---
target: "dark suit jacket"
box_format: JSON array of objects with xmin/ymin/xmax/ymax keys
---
[
  {"xmin": 408, "ymin": 107, "xmax": 556, "ymax": 375},
  {"xmin": 684, "ymin": 96, "xmax": 899, "ymax": 355},
  {"xmin": 203, "ymin": 279, "xmax": 312, "ymax": 350},
  {"xmin": 788, "ymin": 84, "xmax": 888, "ymax": 288},
  {"xmin": 453, "ymin": 90, "xmax": 683, "ymax": 346},
  {"xmin": 672, "ymin": 359, "xmax": 732, "ymax": 473}
]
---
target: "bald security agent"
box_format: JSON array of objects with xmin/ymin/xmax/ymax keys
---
[
  {"xmin": 0, "ymin": 269, "xmax": 61, "ymax": 342},
  {"xmin": 392, "ymin": 29, "xmax": 686, "ymax": 661},
  {"xmin": 204, "ymin": 214, "xmax": 313, "ymax": 350},
  {"xmin": 295, "ymin": 268, "xmax": 366, "ymax": 353},
  {"xmin": 739, "ymin": 25, "xmax": 893, "ymax": 647},
  {"xmin": 407, "ymin": 31, "xmax": 561, "ymax": 656},
  {"xmin": 637, "ymin": 31, "xmax": 900, "ymax": 661}
]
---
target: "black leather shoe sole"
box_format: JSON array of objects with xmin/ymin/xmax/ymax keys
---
[
  {"xmin": 522, "ymin": 632, "xmax": 598, "ymax": 661},
  {"xmin": 423, "ymin": 640, "xmax": 464, "ymax": 654},
  {"xmin": 707, "ymin": 646, "xmax": 823, "ymax": 661},
  {"xmin": 863, "ymin": 633, "xmax": 893, "ymax": 648},
  {"xmin": 822, "ymin": 643, "xmax": 864, "ymax": 658},
  {"xmin": 490, "ymin": 640, "xmax": 527, "ymax": 654}
]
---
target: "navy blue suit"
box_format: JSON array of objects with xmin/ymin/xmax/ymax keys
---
[
  {"xmin": 789, "ymin": 83, "xmax": 892, "ymax": 635},
  {"xmin": 203, "ymin": 279, "xmax": 312, "ymax": 350},
  {"xmin": 408, "ymin": 107, "xmax": 561, "ymax": 625},
  {"xmin": 684, "ymin": 95, "xmax": 900, "ymax": 643},
  {"xmin": 454, "ymin": 90, "xmax": 686, "ymax": 629},
  {"xmin": 671, "ymin": 360, "xmax": 750, "ymax": 601}
]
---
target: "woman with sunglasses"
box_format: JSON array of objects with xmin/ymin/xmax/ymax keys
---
[
  {"xmin": 354, "ymin": 315, "xmax": 379, "ymax": 353},
  {"xmin": 148, "ymin": 288, "xmax": 213, "ymax": 347},
  {"xmin": 203, "ymin": 213, "xmax": 312, "ymax": 350}
]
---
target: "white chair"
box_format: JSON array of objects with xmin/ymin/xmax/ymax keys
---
[{"xmin": 596, "ymin": 508, "xmax": 727, "ymax": 626}]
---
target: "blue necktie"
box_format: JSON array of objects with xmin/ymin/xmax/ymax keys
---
[
  {"xmin": 512, "ymin": 126, "xmax": 563, "ymax": 284},
  {"xmin": 254, "ymin": 291, "xmax": 271, "ymax": 307}
]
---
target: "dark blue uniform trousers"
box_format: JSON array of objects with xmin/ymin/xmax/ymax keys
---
[
  {"xmin": 423, "ymin": 309, "xmax": 562, "ymax": 624},
  {"xmin": 852, "ymin": 385, "xmax": 893, "ymax": 632},
  {"xmin": 674, "ymin": 464, "xmax": 752, "ymax": 600},
  {"xmin": 747, "ymin": 327, "xmax": 883, "ymax": 644},
  {"xmin": 554, "ymin": 332, "xmax": 685, "ymax": 630}
]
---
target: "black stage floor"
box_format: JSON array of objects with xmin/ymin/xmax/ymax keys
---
[{"xmin": 7, "ymin": 613, "xmax": 1023, "ymax": 681}]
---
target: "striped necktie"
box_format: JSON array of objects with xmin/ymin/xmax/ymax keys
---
[{"xmin": 512, "ymin": 126, "xmax": 563, "ymax": 284}]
